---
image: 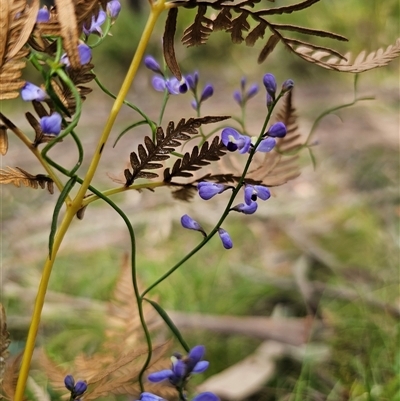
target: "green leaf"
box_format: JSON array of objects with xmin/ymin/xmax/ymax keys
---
[{"xmin": 144, "ymin": 297, "xmax": 190, "ymax": 352}]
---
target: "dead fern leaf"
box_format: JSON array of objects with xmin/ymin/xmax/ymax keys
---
[
  {"xmin": 0, "ymin": 0, "xmax": 39, "ymax": 100},
  {"xmin": 1, "ymin": 353, "xmax": 25, "ymax": 401},
  {"xmin": 0, "ymin": 166, "xmax": 54, "ymax": 194},
  {"xmin": 257, "ymin": 33, "xmax": 280, "ymax": 63},
  {"xmin": 0, "ymin": 305, "xmax": 10, "ymax": 384},
  {"xmin": 163, "ymin": 8, "xmax": 182, "ymax": 80},
  {"xmin": 182, "ymin": 5, "xmax": 213, "ymax": 47},
  {"xmin": 0, "ymin": 125, "xmax": 8, "ymax": 155},
  {"xmin": 291, "ymin": 38, "xmax": 400, "ymax": 72}
]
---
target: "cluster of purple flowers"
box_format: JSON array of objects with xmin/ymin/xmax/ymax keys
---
[
  {"xmin": 233, "ymin": 77, "xmax": 259, "ymax": 107},
  {"xmin": 137, "ymin": 345, "xmax": 219, "ymax": 401},
  {"xmin": 64, "ymin": 375, "xmax": 87, "ymax": 400},
  {"xmin": 186, "ymin": 72, "xmax": 214, "ymax": 110}
]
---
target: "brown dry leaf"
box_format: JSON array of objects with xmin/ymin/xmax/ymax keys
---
[
  {"xmin": 0, "ymin": 304, "xmax": 11, "ymax": 384},
  {"xmin": 0, "ymin": 0, "xmax": 39, "ymax": 100},
  {"xmin": 0, "ymin": 166, "xmax": 54, "ymax": 193},
  {"xmin": 0, "ymin": 125, "xmax": 8, "ymax": 155},
  {"xmin": 291, "ymin": 38, "xmax": 400, "ymax": 72},
  {"xmin": 55, "ymin": 0, "xmax": 80, "ymax": 69}
]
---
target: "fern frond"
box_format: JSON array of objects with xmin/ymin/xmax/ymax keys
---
[
  {"xmin": 124, "ymin": 116, "xmax": 228, "ymax": 186},
  {"xmin": 182, "ymin": 5, "xmax": 213, "ymax": 47},
  {"xmin": 0, "ymin": 125, "xmax": 8, "ymax": 155},
  {"xmin": 291, "ymin": 38, "xmax": 400, "ymax": 72},
  {"xmin": 0, "ymin": 305, "xmax": 10, "ymax": 384},
  {"xmin": 0, "ymin": 0, "xmax": 39, "ymax": 100},
  {"xmin": 0, "ymin": 166, "xmax": 54, "ymax": 193}
]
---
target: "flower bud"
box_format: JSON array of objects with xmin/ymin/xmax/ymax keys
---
[
  {"xmin": 200, "ymin": 84, "xmax": 214, "ymax": 102},
  {"xmin": 21, "ymin": 82, "xmax": 48, "ymax": 102},
  {"xmin": 267, "ymin": 122, "xmax": 287, "ymax": 138},
  {"xmin": 40, "ymin": 112, "xmax": 62, "ymax": 136},
  {"xmin": 281, "ymin": 79, "xmax": 294, "ymax": 93},
  {"xmin": 73, "ymin": 381, "xmax": 87, "ymax": 397},
  {"xmin": 107, "ymin": 0, "xmax": 121, "ymax": 19},
  {"xmin": 218, "ymin": 228, "xmax": 233, "ymax": 249},
  {"xmin": 181, "ymin": 215, "xmax": 206, "ymax": 236},
  {"xmin": 64, "ymin": 375, "xmax": 75, "ymax": 391},
  {"xmin": 144, "ymin": 56, "xmax": 162, "ymax": 74},
  {"xmin": 36, "ymin": 7, "xmax": 50, "ymax": 23},
  {"xmin": 263, "ymin": 73, "xmax": 277, "ymax": 99}
]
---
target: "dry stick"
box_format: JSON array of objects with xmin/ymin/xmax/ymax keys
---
[{"xmin": 14, "ymin": 4, "xmax": 166, "ymax": 399}]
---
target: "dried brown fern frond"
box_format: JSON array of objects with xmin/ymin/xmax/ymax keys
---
[
  {"xmin": 0, "ymin": 0, "xmax": 39, "ymax": 100},
  {"xmin": 124, "ymin": 116, "xmax": 229, "ymax": 186},
  {"xmin": 291, "ymin": 38, "xmax": 400, "ymax": 72},
  {"xmin": 1, "ymin": 353, "xmax": 25, "ymax": 401},
  {"xmin": 41, "ymin": 255, "xmax": 173, "ymax": 400},
  {"xmin": 0, "ymin": 125, "xmax": 8, "ymax": 155},
  {"xmin": 0, "ymin": 166, "xmax": 55, "ymax": 193}
]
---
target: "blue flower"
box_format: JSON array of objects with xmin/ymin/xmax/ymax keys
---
[
  {"xmin": 282, "ymin": 79, "xmax": 294, "ymax": 93},
  {"xmin": 36, "ymin": 7, "xmax": 50, "ymax": 23},
  {"xmin": 233, "ymin": 77, "xmax": 259, "ymax": 106},
  {"xmin": 61, "ymin": 44, "xmax": 92, "ymax": 67},
  {"xmin": 135, "ymin": 392, "xmax": 219, "ymax": 401},
  {"xmin": 197, "ymin": 182, "xmax": 230, "ymax": 200},
  {"xmin": 186, "ymin": 71, "xmax": 199, "ymax": 90},
  {"xmin": 40, "ymin": 112, "xmax": 62, "ymax": 136},
  {"xmin": 255, "ymin": 137, "xmax": 276, "ymax": 152},
  {"xmin": 218, "ymin": 228, "xmax": 233, "ymax": 249},
  {"xmin": 148, "ymin": 345, "xmax": 209, "ymax": 387},
  {"xmin": 266, "ymin": 122, "xmax": 287, "ymax": 138},
  {"xmin": 151, "ymin": 76, "xmax": 182, "ymax": 95},
  {"xmin": 231, "ymin": 201, "xmax": 258, "ymax": 214},
  {"xmin": 244, "ymin": 185, "xmax": 270, "ymax": 205},
  {"xmin": 21, "ymin": 82, "xmax": 47, "ymax": 102},
  {"xmin": 181, "ymin": 215, "xmax": 206, "ymax": 236},
  {"xmin": 200, "ymin": 84, "xmax": 214, "ymax": 102},
  {"xmin": 144, "ymin": 55, "xmax": 162, "ymax": 74},
  {"xmin": 221, "ymin": 128, "xmax": 251, "ymax": 154},
  {"xmin": 64, "ymin": 375, "xmax": 87, "ymax": 399},
  {"xmin": 83, "ymin": 10, "xmax": 107, "ymax": 36},
  {"xmin": 107, "ymin": 0, "xmax": 121, "ymax": 19},
  {"xmin": 263, "ymin": 73, "xmax": 277, "ymax": 100}
]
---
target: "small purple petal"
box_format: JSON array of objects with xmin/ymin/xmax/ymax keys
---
[
  {"xmin": 191, "ymin": 100, "xmax": 198, "ymax": 110},
  {"xmin": 188, "ymin": 345, "xmax": 205, "ymax": 363},
  {"xmin": 192, "ymin": 393, "xmax": 220, "ymax": 401},
  {"xmin": 192, "ymin": 360, "xmax": 210, "ymax": 373},
  {"xmin": 256, "ymin": 137, "xmax": 276, "ymax": 152},
  {"xmin": 64, "ymin": 375, "xmax": 75, "ymax": 391},
  {"xmin": 244, "ymin": 186, "xmax": 256, "ymax": 205},
  {"xmin": 267, "ymin": 122, "xmax": 287, "ymax": 138},
  {"xmin": 240, "ymin": 76, "xmax": 246, "ymax": 90},
  {"xmin": 200, "ymin": 84, "xmax": 214, "ymax": 102},
  {"xmin": 254, "ymin": 185, "xmax": 271, "ymax": 201},
  {"xmin": 221, "ymin": 128, "xmax": 251, "ymax": 154},
  {"xmin": 197, "ymin": 182, "xmax": 228, "ymax": 200},
  {"xmin": 107, "ymin": 0, "xmax": 121, "ymax": 19},
  {"xmin": 221, "ymin": 127, "xmax": 240, "ymax": 147},
  {"xmin": 218, "ymin": 228, "xmax": 233, "ymax": 249},
  {"xmin": 21, "ymin": 82, "xmax": 47, "ymax": 102},
  {"xmin": 186, "ymin": 71, "xmax": 199, "ymax": 90},
  {"xmin": 140, "ymin": 392, "xmax": 166, "ymax": 401},
  {"xmin": 36, "ymin": 7, "xmax": 50, "ymax": 23},
  {"xmin": 282, "ymin": 79, "xmax": 294, "ymax": 93},
  {"xmin": 165, "ymin": 77, "xmax": 180, "ymax": 95},
  {"xmin": 266, "ymin": 93, "xmax": 273, "ymax": 109},
  {"xmin": 178, "ymin": 78, "xmax": 188, "ymax": 94},
  {"xmin": 152, "ymin": 76, "xmax": 166, "ymax": 92},
  {"xmin": 263, "ymin": 73, "xmax": 277, "ymax": 99},
  {"xmin": 78, "ymin": 44, "xmax": 92, "ymax": 65},
  {"xmin": 180, "ymin": 215, "xmax": 205, "ymax": 235},
  {"xmin": 231, "ymin": 201, "xmax": 258, "ymax": 214},
  {"xmin": 233, "ymin": 90, "xmax": 242, "ymax": 105},
  {"xmin": 73, "ymin": 381, "xmax": 87, "ymax": 397},
  {"xmin": 246, "ymin": 83, "xmax": 259, "ymax": 100},
  {"xmin": 40, "ymin": 112, "xmax": 62, "ymax": 135},
  {"xmin": 145, "ymin": 56, "xmax": 162, "ymax": 74},
  {"xmin": 147, "ymin": 369, "xmax": 173, "ymax": 383},
  {"xmin": 83, "ymin": 10, "xmax": 106, "ymax": 36}
]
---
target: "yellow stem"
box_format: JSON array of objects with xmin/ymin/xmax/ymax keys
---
[
  {"xmin": 14, "ymin": 3, "xmax": 166, "ymax": 399},
  {"xmin": 81, "ymin": 181, "xmax": 166, "ymax": 207}
]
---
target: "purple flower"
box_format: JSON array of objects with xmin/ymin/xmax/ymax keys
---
[
  {"xmin": 231, "ymin": 201, "xmax": 258, "ymax": 214},
  {"xmin": 137, "ymin": 393, "xmax": 165, "ymax": 401},
  {"xmin": 266, "ymin": 122, "xmax": 287, "ymax": 138},
  {"xmin": 148, "ymin": 345, "xmax": 209, "ymax": 387},
  {"xmin": 107, "ymin": 0, "xmax": 121, "ymax": 19},
  {"xmin": 199, "ymin": 84, "xmax": 214, "ymax": 102},
  {"xmin": 21, "ymin": 82, "xmax": 47, "ymax": 102},
  {"xmin": 221, "ymin": 128, "xmax": 251, "ymax": 154},
  {"xmin": 186, "ymin": 72, "xmax": 199, "ymax": 90},
  {"xmin": 197, "ymin": 182, "xmax": 230, "ymax": 200},
  {"xmin": 263, "ymin": 73, "xmax": 277, "ymax": 100},
  {"xmin": 178, "ymin": 78, "xmax": 189, "ymax": 94},
  {"xmin": 218, "ymin": 228, "xmax": 233, "ymax": 249},
  {"xmin": 282, "ymin": 79, "xmax": 294, "ymax": 93},
  {"xmin": 193, "ymin": 393, "xmax": 220, "ymax": 401},
  {"xmin": 40, "ymin": 112, "xmax": 62, "ymax": 136},
  {"xmin": 83, "ymin": 10, "xmax": 107, "ymax": 36},
  {"xmin": 151, "ymin": 76, "xmax": 181, "ymax": 95},
  {"xmin": 234, "ymin": 78, "xmax": 259, "ymax": 106},
  {"xmin": 144, "ymin": 56, "xmax": 162, "ymax": 74},
  {"xmin": 244, "ymin": 185, "xmax": 270, "ymax": 205},
  {"xmin": 181, "ymin": 214, "xmax": 206, "ymax": 236},
  {"xmin": 255, "ymin": 137, "xmax": 276, "ymax": 152},
  {"xmin": 36, "ymin": 7, "xmax": 50, "ymax": 23},
  {"xmin": 61, "ymin": 44, "xmax": 92, "ymax": 67},
  {"xmin": 64, "ymin": 375, "xmax": 87, "ymax": 399}
]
